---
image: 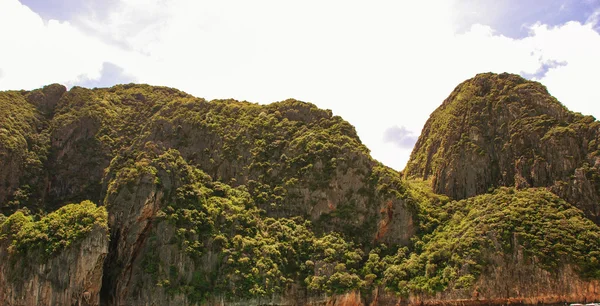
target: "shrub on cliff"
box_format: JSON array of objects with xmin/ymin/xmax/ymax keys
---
[
  {"xmin": 383, "ymin": 187, "xmax": 600, "ymax": 295},
  {"xmin": 0, "ymin": 200, "xmax": 107, "ymax": 258}
]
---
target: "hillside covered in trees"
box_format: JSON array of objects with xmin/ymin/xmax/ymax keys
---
[{"xmin": 0, "ymin": 73, "xmax": 599, "ymax": 306}]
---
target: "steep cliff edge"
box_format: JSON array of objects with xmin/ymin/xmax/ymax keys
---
[
  {"xmin": 0, "ymin": 84, "xmax": 65, "ymax": 214},
  {"xmin": 0, "ymin": 201, "xmax": 108, "ymax": 306},
  {"xmin": 404, "ymin": 73, "xmax": 600, "ymax": 224}
]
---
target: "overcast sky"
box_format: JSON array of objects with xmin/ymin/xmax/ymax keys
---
[{"xmin": 1, "ymin": 0, "xmax": 600, "ymax": 171}]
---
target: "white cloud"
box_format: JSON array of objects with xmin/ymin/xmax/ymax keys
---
[
  {"xmin": 531, "ymin": 21, "xmax": 600, "ymax": 117},
  {"xmin": 0, "ymin": 0, "xmax": 128, "ymax": 90},
  {"xmin": 383, "ymin": 126, "xmax": 418, "ymax": 149},
  {"xmin": 2, "ymin": 0, "xmax": 600, "ymax": 171},
  {"xmin": 587, "ymin": 8, "xmax": 600, "ymax": 26}
]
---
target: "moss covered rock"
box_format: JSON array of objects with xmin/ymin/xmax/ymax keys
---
[{"xmin": 405, "ymin": 72, "xmax": 600, "ymax": 224}]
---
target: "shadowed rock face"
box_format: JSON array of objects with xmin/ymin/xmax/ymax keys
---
[{"xmin": 405, "ymin": 72, "xmax": 600, "ymax": 224}]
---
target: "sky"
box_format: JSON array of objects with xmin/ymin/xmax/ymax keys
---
[{"xmin": 1, "ymin": 0, "xmax": 600, "ymax": 171}]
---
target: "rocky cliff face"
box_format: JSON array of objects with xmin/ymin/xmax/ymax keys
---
[
  {"xmin": 404, "ymin": 72, "xmax": 600, "ymax": 224},
  {"xmin": 0, "ymin": 85, "xmax": 61, "ymax": 213},
  {"xmin": 0, "ymin": 76, "xmax": 599, "ymax": 306},
  {"xmin": 0, "ymin": 84, "xmax": 418, "ymax": 305},
  {"xmin": 134, "ymin": 97, "xmax": 414, "ymax": 244},
  {"xmin": 416, "ymin": 259, "xmax": 600, "ymax": 305},
  {"xmin": 0, "ymin": 204, "xmax": 108, "ymax": 306},
  {"xmin": 343, "ymin": 260, "xmax": 600, "ymax": 306},
  {"xmin": 0, "ymin": 226, "xmax": 108, "ymax": 306}
]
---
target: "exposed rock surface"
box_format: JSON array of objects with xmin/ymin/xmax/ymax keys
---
[
  {"xmin": 350, "ymin": 259, "xmax": 600, "ymax": 306},
  {"xmin": 0, "ymin": 225, "xmax": 108, "ymax": 306},
  {"xmin": 415, "ymin": 260, "xmax": 600, "ymax": 305},
  {"xmin": 405, "ymin": 72, "xmax": 600, "ymax": 224}
]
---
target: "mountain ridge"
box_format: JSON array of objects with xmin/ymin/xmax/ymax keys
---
[{"xmin": 0, "ymin": 73, "xmax": 599, "ymax": 305}]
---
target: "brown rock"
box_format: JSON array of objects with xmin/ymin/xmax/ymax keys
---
[{"xmin": 0, "ymin": 225, "xmax": 108, "ymax": 306}]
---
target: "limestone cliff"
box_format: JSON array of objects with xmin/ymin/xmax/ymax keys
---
[
  {"xmin": 0, "ymin": 77, "xmax": 599, "ymax": 306},
  {"xmin": 0, "ymin": 84, "xmax": 417, "ymax": 305},
  {"xmin": 0, "ymin": 202, "xmax": 108, "ymax": 306},
  {"xmin": 0, "ymin": 226, "xmax": 108, "ymax": 306},
  {"xmin": 404, "ymin": 72, "xmax": 600, "ymax": 224},
  {"xmin": 0, "ymin": 84, "xmax": 65, "ymax": 213}
]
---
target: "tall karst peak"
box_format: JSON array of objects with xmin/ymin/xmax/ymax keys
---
[{"xmin": 405, "ymin": 72, "xmax": 600, "ymax": 224}]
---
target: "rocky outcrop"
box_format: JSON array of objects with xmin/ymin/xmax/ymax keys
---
[
  {"xmin": 25, "ymin": 83, "xmax": 66, "ymax": 117},
  {"xmin": 411, "ymin": 256, "xmax": 600, "ymax": 306},
  {"xmin": 404, "ymin": 72, "xmax": 600, "ymax": 224},
  {"xmin": 0, "ymin": 225, "xmax": 108, "ymax": 306},
  {"xmin": 138, "ymin": 99, "xmax": 415, "ymax": 244},
  {"xmin": 99, "ymin": 154, "xmax": 176, "ymax": 305},
  {"xmin": 0, "ymin": 83, "xmax": 420, "ymax": 306},
  {"xmin": 96, "ymin": 147, "xmax": 413, "ymax": 305},
  {"xmin": 0, "ymin": 91, "xmax": 45, "ymax": 212},
  {"xmin": 0, "ymin": 84, "xmax": 66, "ymax": 214}
]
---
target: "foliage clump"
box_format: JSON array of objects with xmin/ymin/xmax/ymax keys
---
[
  {"xmin": 382, "ymin": 187, "xmax": 600, "ymax": 295},
  {"xmin": 0, "ymin": 200, "xmax": 107, "ymax": 259},
  {"xmin": 113, "ymin": 148, "xmax": 368, "ymax": 301}
]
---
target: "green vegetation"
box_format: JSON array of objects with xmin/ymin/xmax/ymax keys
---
[
  {"xmin": 382, "ymin": 188, "xmax": 600, "ymax": 295},
  {"xmin": 0, "ymin": 200, "xmax": 107, "ymax": 259},
  {"xmin": 0, "ymin": 90, "xmax": 50, "ymax": 212},
  {"xmin": 108, "ymin": 148, "xmax": 368, "ymax": 301},
  {"xmin": 1, "ymin": 78, "xmax": 600, "ymax": 304},
  {"xmin": 113, "ymin": 147, "xmax": 600, "ymax": 300},
  {"xmin": 146, "ymin": 97, "xmax": 371, "ymax": 231},
  {"xmin": 403, "ymin": 72, "xmax": 600, "ymax": 231}
]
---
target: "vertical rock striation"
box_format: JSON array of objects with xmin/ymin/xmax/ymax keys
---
[{"xmin": 0, "ymin": 225, "xmax": 108, "ymax": 306}]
